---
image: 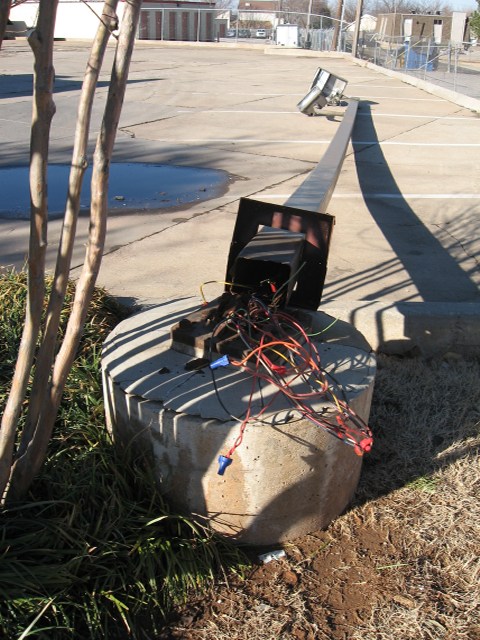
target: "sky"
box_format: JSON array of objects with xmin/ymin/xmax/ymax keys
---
[{"xmin": 449, "ymin": 0, "xmax": 477, "ymax": 10}]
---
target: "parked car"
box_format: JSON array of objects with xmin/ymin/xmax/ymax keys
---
[
  {"xmin": 238, "ymin": 28, "xmax": 251, "ymax": 38},
  {"xmin": 226, "ymin": 28, "xmax": 237, "ymax": 37},
  {"xmin": 256, "ymin": 28, "xmax": 267, "ymax": 38}
]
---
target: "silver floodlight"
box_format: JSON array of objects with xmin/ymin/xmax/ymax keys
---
[{"xmin": 297, "ymin": 68, "xmax": 348, "ymax": 116}]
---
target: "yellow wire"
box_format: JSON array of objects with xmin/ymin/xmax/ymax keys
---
[
  {"xmin": 199, "ymin": 280, "xmax": 250, "ymax": 304},
  {"xmin": 268, "ymin": 347, "xmax": 296, "ymax": 367},
  {"xmin": 313, "ymin": 379, "xmax": 342, "ymax": 412},
  {"xmin": 235, "ymin": 340, "xmax": 302, "ymax": 367}
]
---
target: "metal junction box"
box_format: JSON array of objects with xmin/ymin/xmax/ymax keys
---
[{"xmin": 231, "ymin": 227, "xmax": 305, "ymax": 306}]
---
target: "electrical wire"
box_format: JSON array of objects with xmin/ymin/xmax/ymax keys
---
[
  {"xmin": 200, "ymin": 280, "xmax": 251, "ymax": 305},
  {"xmin": 208, "ymin": 294, "xmax": 373, "ymax": 467}
]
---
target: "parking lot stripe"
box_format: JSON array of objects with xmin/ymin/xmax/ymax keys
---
[
  {"xmin": 332, "ymin": 193, "xmax": 480, "ymax": 199},
  {"xmin": 354, "ymin": 141, "xmax": 480, "ymax": 146},
  {"xmin": 357, "ymin": 113, "xmax": 478, "ymax": 120},
  {"xmin": 159, "ymin": 138, "xmax": 480, "ymax": 147},
  {"xmin": 260, "ymin": 193, "xmax": 480, "ymax": 199},
  {"xmin": 178, "ymin": 109, "xmax": 477, "ymax": 121},
  {"xmin": 350, "ymin": 95, "xmax": 446, "ymax": 101}
]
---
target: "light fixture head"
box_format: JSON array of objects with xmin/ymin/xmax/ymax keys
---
[{"xmin": 297, "ymin": 68, "xmax": 348, "ymax": 115}]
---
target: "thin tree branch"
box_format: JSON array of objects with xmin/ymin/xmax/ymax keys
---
[
  {"xmin": 0, "ymin": 0, "xmax": 59, "ymax": 502},
  {"xmin": 81, "ymin": 0, "xmax": 119, "ymax": 40}
]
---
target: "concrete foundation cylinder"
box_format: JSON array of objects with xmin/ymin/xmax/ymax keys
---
[{"xmin": 102, "ymin": 299, "xmax": 376, "ymax": 545}]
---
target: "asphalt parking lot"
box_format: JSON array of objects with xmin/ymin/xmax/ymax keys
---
[{"xmin": 0, "ymin": 40, "xmax": 479, "ymax": 353}]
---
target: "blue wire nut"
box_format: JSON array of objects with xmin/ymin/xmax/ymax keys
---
[
  {"xmin": 217, "ymin": 455, "xmax": 233, "ymax": 475},
  {"xmin": 210, "ymin": 354, "xmax": 230, "ymax": 370}
]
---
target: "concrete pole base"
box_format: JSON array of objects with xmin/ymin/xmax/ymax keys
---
[{"xmin": 102, "ymin": 299, "xmax": 376, "ymax": 545}]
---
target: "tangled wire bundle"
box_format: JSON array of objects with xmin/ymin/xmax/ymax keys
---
[{"xmin": 206, "ymin": 293, "xmax": 373, "ymax": 466}]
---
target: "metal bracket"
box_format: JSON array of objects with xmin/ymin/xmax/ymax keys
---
[{"xmin": 226, "ymin": 198, "xmax": 334, "ymax": 310}]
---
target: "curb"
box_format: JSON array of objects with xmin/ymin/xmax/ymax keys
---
[
  {"xmin": 350, "ymin": 56, "xmax": 480, "ymax": 113},
  {"xmin": 321, "ymin": 300, "xmax": 480, "ymax": 357}
]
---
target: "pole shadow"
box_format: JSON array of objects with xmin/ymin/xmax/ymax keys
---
[{"xmin": 348, "ymin": 101, "xmax": 478, "ymax": 304}]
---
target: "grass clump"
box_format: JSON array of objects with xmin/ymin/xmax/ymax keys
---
[{"xmin": 0, "ymin": 269, "xmax": 246, "ymax": 639}]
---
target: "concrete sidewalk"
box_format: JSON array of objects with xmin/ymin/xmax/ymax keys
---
[{"xmin": 0, "ymin": 40, "xmax": 479, "ymax": 355}]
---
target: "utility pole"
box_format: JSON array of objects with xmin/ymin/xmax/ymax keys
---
[
  {"xmin": 306, "ymin": 0, "xmax": 313, "ymax": 46},
  {"xmin": 306, "ymin": 0, "xmax": 312, "ymax": 30},
  {"xmin": 331, "ymin": 0, "xmax": 343, "ymax": 50},
  {"xmin": 351, "ymin": 0, "xmax": 364, "ymax": 58}
]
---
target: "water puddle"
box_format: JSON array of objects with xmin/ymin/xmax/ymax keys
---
[{"xmin": 0, "ymin": 163, "xmax": 230, "ymax": 219}]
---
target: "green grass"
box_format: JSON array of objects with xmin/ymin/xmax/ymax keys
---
[
  {"xmin": 406, "ymin": 475, "xmax": 439, "ymax": 493},
  {"xmin": 0, "ymin": 269, "xmax": 246, "ymax": 639}
]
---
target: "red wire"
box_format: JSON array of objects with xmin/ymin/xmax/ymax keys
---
[{"xmin": 219, "ymin": 301, "xmax": 373, "ymax": 458}]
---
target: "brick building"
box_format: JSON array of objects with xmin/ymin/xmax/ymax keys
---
[{"xmin": 139, "ymin": 0, "xmax": 227, "ymax": 41}]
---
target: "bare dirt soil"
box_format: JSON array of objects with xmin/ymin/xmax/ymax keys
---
[{"xmin": 158, "ymin": 354, "xmax": 480, "ymax": 640}]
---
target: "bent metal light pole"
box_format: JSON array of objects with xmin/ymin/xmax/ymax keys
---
[{"xmin": 286, "ymin": 99, "xmax": 358, "ymax": 214}]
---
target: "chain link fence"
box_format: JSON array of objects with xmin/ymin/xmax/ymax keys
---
[
  {"xmin": 358, "ymin": 34, "xmax": 480, "ymax": 100},
  {"xmin": 138, "ymin": 8, "xmax": 480, "ymax": 101}
]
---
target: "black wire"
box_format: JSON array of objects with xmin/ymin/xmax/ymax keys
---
[
  {"xmin": 206, "ymin": 295, "xmax": 372, "ymax": 447},
  {"xmin": 208, "ymin": 316, "xmax": 247, "ymax": 423}
]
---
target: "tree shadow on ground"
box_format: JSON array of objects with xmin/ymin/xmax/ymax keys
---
[{"xmin": 0, "ymin": 74, "xmax": 160, "ymax": 99}]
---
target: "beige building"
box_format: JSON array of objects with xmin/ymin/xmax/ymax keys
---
[
  {"xmin": 376, "ymin": 11, "xmax": 469, "ymax": 45},
  {"xmin": 237, "ymin": 0, "xmax": 278, "ymax": 28}
]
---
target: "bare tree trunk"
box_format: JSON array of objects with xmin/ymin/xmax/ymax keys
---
[
  {"xmin": 0, "ymin": 0, "xmax": 59, "ymax": 501},
  {"xmin": 0, "ymin": 0, "xmax": 12, "ymax": 50},
  {"xmin": 8, "ymin": 0, "xmax": 143, "ymax": 502},
  {"xmin": 18, "ymin": 0, "xmax": 120, "ymax": 459}
]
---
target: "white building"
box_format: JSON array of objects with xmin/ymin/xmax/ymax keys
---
[
  {"xmin": 9, "ymin": 0, "xmax": 127, "ymax": 40},
  {"xmin": 345, "ymin": 14, "xmax": 377, "ymax": 33}
]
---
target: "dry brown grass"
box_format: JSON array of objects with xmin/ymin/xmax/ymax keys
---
[{"xmin": 160, "ymin": 355, "xmax": 480, "ymax": 640}]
